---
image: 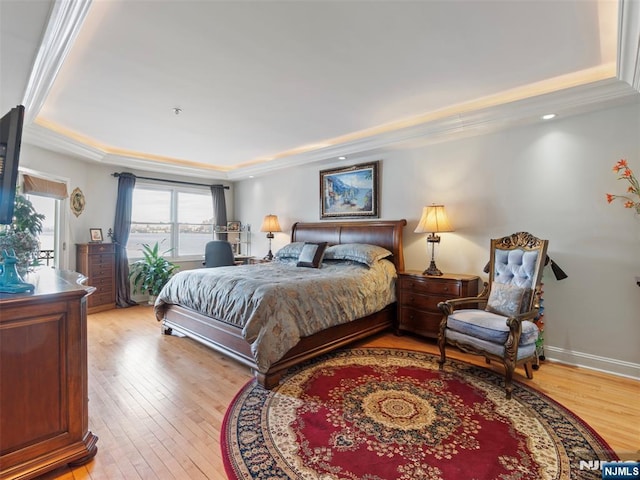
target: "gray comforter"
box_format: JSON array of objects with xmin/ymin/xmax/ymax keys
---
[{"xmin": 154, "ymin": 259, "xmax": 397, "ymax": 372}]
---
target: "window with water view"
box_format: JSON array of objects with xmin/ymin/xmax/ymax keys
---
[{"xmin": 128, "ymin": 185, "xmax": 214, "ymax": 260}]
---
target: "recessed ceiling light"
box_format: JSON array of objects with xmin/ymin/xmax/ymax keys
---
[
  {"xmin": 338, "ymin": 156, "xmax": 346, "ymax": 160},
  {"xmin": 541, "ymin": 113, "xmax": 557, "ymax": 120}
]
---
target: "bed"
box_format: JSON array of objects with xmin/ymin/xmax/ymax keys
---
[{"xmin": 154, "ymin": 219, "xmax": 406, "ymax": 388}]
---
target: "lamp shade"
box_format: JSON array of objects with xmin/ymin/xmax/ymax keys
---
[
  {"xmin": 414, "ymin": 205, "xmax": 454, "ymax": 233},
  {"xmin": 260, "ymin": 214, "xmax": 282, "ymax": 233}
]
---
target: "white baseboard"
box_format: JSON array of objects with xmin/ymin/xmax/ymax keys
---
[{"xmin": 543, "ymin": 346, "xmax": 640, "ymax": 380}]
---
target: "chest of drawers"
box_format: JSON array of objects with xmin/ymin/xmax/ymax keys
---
[
  {"xmin": 397, "ymin": 271, "xmax": 479, "ymax": 339},
  {"xmin": 76, "ymin": 243, "xmax": 116, "ymax": 313}
]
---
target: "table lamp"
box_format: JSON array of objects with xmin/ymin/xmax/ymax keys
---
[
  {"xmin": 414, "ymin": 205, "xmax": 453, "ymax": 276},
  {"xmin": 260, "ymin": 214, "xmax": 281, "ymax": 260}
]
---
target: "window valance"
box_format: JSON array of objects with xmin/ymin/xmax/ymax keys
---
[{"xmin": 22, "ymin": 174, "xmax": 68, "ymax": 199}]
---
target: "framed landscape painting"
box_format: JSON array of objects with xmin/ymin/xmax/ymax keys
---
[{"xmin": 320, "ymin": 161, "xmax": 379, "ymax": 219}]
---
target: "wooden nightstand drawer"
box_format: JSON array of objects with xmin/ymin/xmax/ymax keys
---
[
  {"xmin": 396, "ymin": 271, "xmax": 479, "ymax": 339},
  {"xmin": 400, "ymin": 277, "xmax": 461, "ymax": 296},
  {"xmin": 398, "ymin": 307, "xmax": 442, "ymax": 338},
  {"xmin": 399, "ymin": 290, "xmax": 450, "ymax": 311}
]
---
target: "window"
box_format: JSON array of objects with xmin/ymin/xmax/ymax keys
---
[
  {"xmin": 21, "ymin": 170, "xmax": 69, "ymax": 270},
  {"xmin": 26, "ymin": 194, "xmax": 58, "ymax": 267},
  {"xmin": 128, "ymin": 184, "xmax": 213, "ymax": 260}
]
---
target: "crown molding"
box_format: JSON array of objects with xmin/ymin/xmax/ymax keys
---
[
  {"xmin": 22, "ymin": 0, "xmax": 92, "ymax": 125},
  {"xmin": 23, "ymin": 122, "xmax": 228, "ymax": 180},
  {"xmin": 618, "ymin": 0, "xmax": 640, "ymax": 92},
  {"xmin": 25, "ymin": 76, "xmax": 638, "ymax": 181},
  {"xmin": 228, "ymin": 78, "xmax": 638, "ymax": 180},
  {"xmin": 23, "ymin": 121, "xmax": 105, "ymax": 161},
  {"xmin": 98, "ymin": 154, "xmax": 228, "ymax": 180}
]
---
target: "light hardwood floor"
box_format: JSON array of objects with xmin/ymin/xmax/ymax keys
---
[{"xmin": 43, "ymin": 305, "xmax": 639, "ymax": 479}]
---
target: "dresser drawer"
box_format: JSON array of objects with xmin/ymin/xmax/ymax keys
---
[
  {"xmin": 89, "ymin": 253, "xmax": 115, "ymax": 266},
  {"xmin": 88, "ymin": 291, "xmax": 115, "ymax": 308},
  {"xmin": 399, "ymin": 276, "xmax": 461, "ymax": 296},
  {"xmin": 88, "ymin": 275, "xmax": 113, "ymax": 288},
  {"xmin": 88, "ymin": 243, "xmax": 115, "ymax": 255},
  {"xmin": 89, "ymin": 266, "xmax": 114, "ymax": 280}
]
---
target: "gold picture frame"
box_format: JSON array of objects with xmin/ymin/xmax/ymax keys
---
[
  {"xmin": 71, "ymin": 187, "xmax": 85, "ymax": 217},
  {"xmin": 320, "ymin": 161, "xmax": 379, "ymax": 219}
]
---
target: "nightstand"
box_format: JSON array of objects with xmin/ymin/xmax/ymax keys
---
[
  {"xmin": 397, "ymin": 271, "xmax": 480, "ymax": 339},
  {"xmin": 249, "ymin": 257, "xmax": 271, "ymax": 264}
]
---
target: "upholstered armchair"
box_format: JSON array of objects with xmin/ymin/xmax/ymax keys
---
[{"xmin": 437, "ymin": 232, "xmax": 549, "ymax": 399}]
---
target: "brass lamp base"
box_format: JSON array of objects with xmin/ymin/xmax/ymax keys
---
[
  {"xmin": 264, "ymin": 232, "xmax": 275, "ymax": 261},
  {"xmin": 423, "ymin": 260, "xmax": 443, "ymax": 276},
  {"xmin": 423, "ymin": 234, "xmax": 443, "ymax": 276}
]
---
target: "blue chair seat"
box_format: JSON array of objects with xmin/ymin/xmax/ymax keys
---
[{"xmin": 447, "ymin": 309, "xmax": 539, "ymax": 346}]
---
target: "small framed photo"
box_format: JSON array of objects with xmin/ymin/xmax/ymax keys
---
[
  {"xmin": 89, "ymin": 228, "xmax": 103, "ymax": 243},
  {"xmin": 227, "ymin": 221, "xmax": 241, "ymax": 232}
]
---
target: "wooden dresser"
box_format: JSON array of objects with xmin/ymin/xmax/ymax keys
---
[
  {"xmin": 397, "ymin": 271, "xmax": 480, "ymax": 339},
  {"xmin": 0, "ymin": 269, "xmax": 98, "ymax": 479},
  {"xmin": 76, "ymin": 243, "xmax": 116, "ymax": 313}
]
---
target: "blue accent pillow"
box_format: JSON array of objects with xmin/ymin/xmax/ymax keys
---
[
  {"xmin": 296, "ymin": 242, "xmax": 328, "ymax": 268},
  {"xmin": 274, "ymin": 242, "xmax": 305, "ymax": 260}
]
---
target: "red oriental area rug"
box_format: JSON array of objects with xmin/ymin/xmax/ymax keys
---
[{"xmin": 221, "ymin": 348, "xmax": 616, "ymax": 479}]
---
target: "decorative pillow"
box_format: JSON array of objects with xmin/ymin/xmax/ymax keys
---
[
  {"xmin": 296, "ymin": 242, "xmax": 328, "ymax": 268},
  {"xmin": 274, "ymin": 242, "xmax": 305, "ymax": 260},
  {"xmin": 485, "ymin": 282, "xmax": 525, "ymax": 317},
  {"xmin": 323, "ymin": 243, "xmax": 392, "ymax": 267}
]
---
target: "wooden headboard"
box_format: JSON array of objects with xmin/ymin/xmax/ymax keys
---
[{"xmin": 290, "ymin": 219, "xmax": 407, "ymax": 271}]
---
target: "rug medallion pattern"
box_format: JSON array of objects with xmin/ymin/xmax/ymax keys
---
[{"xmin": 221, "ymin": 349, "xmax": 616, "ymax": 479}]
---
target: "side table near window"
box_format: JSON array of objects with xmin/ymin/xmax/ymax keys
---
[
  {"xmin": 76, "ymin": 243, "xmax": 116, "ymax": 313},
  {"xmin": 397, "ymin": 271, "xmax": 480, "ymax": 339},
  {"xmin": 249, "ymin": 257, "xmax": 271, "ymax": 265}
]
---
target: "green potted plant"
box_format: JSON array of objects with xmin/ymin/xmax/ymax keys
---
[
  {"xmin": 0, "ymin": 192, "xmax": 45, "ymax": 275},
  {"xmin": 128, "ymin": 241, "xmax": 179, "ymax": 303}
]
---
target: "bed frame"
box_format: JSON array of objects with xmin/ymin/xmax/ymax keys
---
[{"xmin": 158, "ymin": 219, "xmax": 406, "ymax": 388}]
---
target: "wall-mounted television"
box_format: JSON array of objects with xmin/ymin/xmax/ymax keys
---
[{"xmin": 0, "ymin": 105, "xmax": 25, "ymax": 225}]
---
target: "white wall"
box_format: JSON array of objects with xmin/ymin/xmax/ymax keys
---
[{"xmin": 236, "ymin": 103, "xmax": 640, "ymax": 377}]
